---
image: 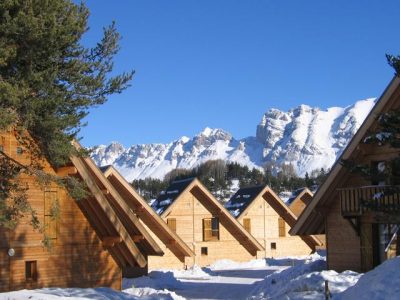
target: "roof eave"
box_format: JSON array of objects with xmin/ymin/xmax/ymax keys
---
[{"xmin": 290, "ymin": 76, "xmax": 400, "ymax": 236}]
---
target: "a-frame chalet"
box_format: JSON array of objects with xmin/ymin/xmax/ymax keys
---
[
  {"xmin": 101, "ymin": 165, "xmax": 195, "ymax": 271},
  {"xmin": 286, "ymin": 187, "xmax": 314, "ymax": 217},
  {"xmin": 151, "ymin": 178, "xmax": 264, "ymax": 266},
  {"xmin": 226, "ymin": 185, "xmax": 322, "ymax": 258},
  {"xmin": 0, "ymin": 131, "xmax": 161, "ymax": 291}
]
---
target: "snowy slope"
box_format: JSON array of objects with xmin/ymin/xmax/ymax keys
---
[{"xmin": 91, "ymin": 99, "xmax": 375, "ymax": 181}]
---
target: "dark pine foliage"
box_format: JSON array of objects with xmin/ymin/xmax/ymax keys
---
[
  {"xmin": 133, "ymin": 160, "xmax": 328, "ymax": 202},
  {"xmin": 0, "ymin": 0, "xmax": 132, "ymax": 230},
  {"xmin": 387, "ymin": 54, "xmax": 400, "ymax": 76},
  {"xmin": 341, "ymin": 109, "xmax": 400, "ymax": 185}
]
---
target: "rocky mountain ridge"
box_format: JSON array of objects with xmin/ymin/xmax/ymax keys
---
[{"xmin": 91, "ymin": 99, "xmax": 376, "ymax": 182}]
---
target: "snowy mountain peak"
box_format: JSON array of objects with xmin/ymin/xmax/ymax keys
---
[
  {"xmin": 200, "ymin": 127, "xmax": 215, "ymax": 137},
  {"xmin": 91, "ymin": 99, "xmax": 376, "ymax": 181},
  {"xmin": 198, "ymin": 127, "xmax": 232, "ymax": 139},
  {"xmin": 179, "ymin": 136, "xmax": 190, "ymax": 144}
]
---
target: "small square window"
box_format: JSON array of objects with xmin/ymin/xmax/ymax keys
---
[
  {"xmin": 25, "ymin": 261, "xmax": 37, "ymax": 281},
  {"xmin": 201, "ymin": 247, "xmax": 208, "ymax": 255},
  {"xmin": 271, "ymin": 242, "xmax": 277, "ymax": 250},
  {"xmin": 16, "ymin": 147, "xmax": 23, "ymax": 155}
]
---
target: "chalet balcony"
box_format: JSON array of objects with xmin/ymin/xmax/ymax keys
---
[{"xmin": 339, "ymin": 185, "xmax": 400, "ymax": 217}]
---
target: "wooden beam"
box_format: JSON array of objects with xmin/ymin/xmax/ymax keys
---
[
  {"xmin": 136, "ymin": 205, "xmax": 144, "ymax": 212},
  {"xmin": 103, "ymin": 166, "xmax": 194, "ymax": 258},
  {"xmin": 102, "ymin": 236, "xmax": 122, "ymax": 247},
  {"xmin": 77, "ymin": 153, "xmax": 163, "ymax": 256},
  {"xmin": 70, "ymin": 155, "xmax": 147, "ymax": 268},
  {"xmin": 78, "ymin": 196, "xmax": 126, "ymax": 267},
  {"xmin": 132, "ymin": 235, "xmax": 145, "ymax": 242},
  {"xmin": 362, "ymin": 212, "xmax": 400, "ymax": 224},
  {"xmin": 101, "ymin": 189, "xmax": 110, "ymax": 195},
  {"xmin": 56, "ymin": 166, "xmax": 77, "ymax": 177}
]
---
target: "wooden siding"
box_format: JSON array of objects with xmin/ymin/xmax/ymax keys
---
[
  {"xmin": 238, "ymin": 196, "xmax": 313, "ymax": 258},
  {"xmin": 140, "ymin": 220, "xmax": 188, "ymax": 270},
  {"xmin": 290, "ymin": 192, "xmax": 313, "ymax": 217},
  {"xmin": 326, "ymin": 193, "xmax": 362, "ymax": 272},
  {"xmin": 0, "ymin": 130, "xmax": 121, "ymax": 291},
  {"xmin": 161, "ymin": 189, "xmax": 255, "ymax": 267}
]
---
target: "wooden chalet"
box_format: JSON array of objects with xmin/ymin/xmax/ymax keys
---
[
  {"xmin": 290, "ymin": 76, "xmax": 400, "ymax": 272},
  {"xmin": 101, "ymin": 165, "xmax": 194, "ymax": 271},
  {"xmin": 151, "ymin": 178, "xmax": 264, "ymax": 267},
  {"xmin": 286, "ymin": 187, "xmax": 314, "ymax": 217},
  {"xmin": 225, "ymin": 186, "xmax": 322, "ymax": 258},
  {"xmin": 286, "ymin": 187, "xmax": 326, "ymax": 248},
  {"xmin": 0, "ymin": 131, "xmax": 161, "ymax": 291}
]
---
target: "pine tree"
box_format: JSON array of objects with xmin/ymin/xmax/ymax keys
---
[
  {"xmin": 0, "ymin": 0, "xmax": 133, "ymax": 231},
  {"xmin": 387, "ymin": 54, "xmax": 400, "ymax": 76},
  {"xmin": 341, "ymin": 110, "xmax": 400, "ymax": 184}
]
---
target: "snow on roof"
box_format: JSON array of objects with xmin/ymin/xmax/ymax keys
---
[
  {"xmin": 99, "ymin": 165, "xmax": 112, "ymax": 173},
  {"xmin": 225, "ymin": 185, "xmax": 266, "ymax": 218},
  {"xmin": 285, "ymin": 186, "xmax": 317, "ymax": 205},
  {"xmin": 285, "ymin": 187, "xmax": 307, "ymax": 205},
  {"xmin": 151, "ymin": 177, "xmax": 195, "ymax": 215}
]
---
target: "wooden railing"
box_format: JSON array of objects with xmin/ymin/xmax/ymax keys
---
[{"xmin": 339, "ymin": 185, "xmax": 400, "ymax": 217}]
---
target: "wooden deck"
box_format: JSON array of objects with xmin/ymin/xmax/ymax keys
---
[{"xmin": 339, "ymin": 186, "xmax": 400, "ymax": 217}]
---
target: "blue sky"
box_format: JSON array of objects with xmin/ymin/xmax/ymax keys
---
[{"xmin": 79, "ymin": 1, "xmax": 400, "ymax": 147}]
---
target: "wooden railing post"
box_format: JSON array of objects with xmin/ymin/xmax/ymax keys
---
[
  {"xmin": 339, "ymin": 186, "xmax": 400, "ymax": 217},
  {"xmin": 325, "ymin": 280, "xmax": 330, "ymax": 300}
]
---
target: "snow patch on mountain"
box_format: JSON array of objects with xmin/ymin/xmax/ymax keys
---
[{"xmin": 91, "ymin": 99, "xmax": 376, "ymax": 181}]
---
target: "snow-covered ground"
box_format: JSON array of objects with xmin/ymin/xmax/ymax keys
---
[{"xmin": 1, "ymin": 254, "xmax": 399, "ymax": 300}]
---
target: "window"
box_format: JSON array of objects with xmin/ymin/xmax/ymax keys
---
[
  {"xmin": 243, "ymin": 218, "xmax": 251, "ymax": 233},
  {"xmin": 278, "ymin": 218, "xmax": 286, "ymax": 237},
  {"xmin": 203, "ymin": 217, "xmax": 219, "ymax": 241},
  {"xmin": 44, "ymin": 191, "xmax": 58, "ymax": 240},
  {"xmin": 271, "ymin": 242, "xmax": 277, "ymax": 250},
  {"xmin": 167, "ymin": 218, "xmax": 176, "ymax": 232},
  {"xmin": 25, "ymin": 261, "xmax": 37, "ymax": 281},
  {"xmin": 16, "ymin": 146, "xmax": 23, "ymax": 155},
  {"xmin": 201, "ymin": 247, "xmax": 208, "ymax": 255},
  {"xmin": 0, "ymin": 145, "xmax": 3, "ymax": 152}
]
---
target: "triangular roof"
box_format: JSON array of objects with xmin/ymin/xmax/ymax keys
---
[
  {"xmin": 68, "ymin": 142, "xmax": 164, "ymax": 268},
  {"xmin": 154, "ymin": 178, "xmax": 265, "ymax": 256},
  {"xmin": 287, "ymin": 187, "xmax": 314, "ymax": 218},
  {"xmin": 286, "ymin": 187, "xmax": 312, "ymax": 205},
  {"xmin": 101, "ymin": 165, "xmax": 194, "ymax": 260},
  {"xmin": 152, "ymin": 178, "xmax": 195, "ymax": 215},
  {"xmin": 225, "ymin": 186, "xmax": 265, "ymax": 217},
  {"xmin": 290, "ymin": 76, "xmax": 400, "ymax": 236},
  {"xmin": 2, "ymin": 130, "xmax": 161, "ymax": 269},
  {"xmin": 227, "ymin": 185, "xmax": 323, "ymax": 250}
]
